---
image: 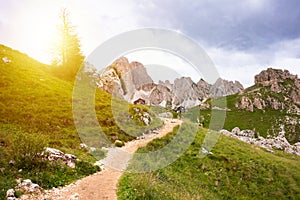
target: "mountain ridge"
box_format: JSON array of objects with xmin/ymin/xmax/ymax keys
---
[
  {"xmin": 1, "ymin": 43, "xmax": 300, "ymax": 200},
  {"xmin": 89, "ymin": 57, "xmax": 244, "ymax": 108},
  {"xmin": 236, "ymin": 67, "xmax": 300, "ymax": 114},
  {"xmin": 184, "ymin": 67, "xmax": 300, "ymax": 145}
]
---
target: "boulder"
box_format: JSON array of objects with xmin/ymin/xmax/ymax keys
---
[
  {"xmin": 6, "ymin": 189, "xmax": 16, "ymax": 200},
  {"xmin": 114, "ymin": 140, "xmax": 124, "ymax": 147},
  {"xmin": 80, "ymin": 143, "xmax": 88, "ymax": 149},
  {"xmin": 18, "ymin": 179, "xmax": 41, "ymax": 194},
  {"xmin": 239, "ymin": 130, "xmax": 255, "ymax": 138},
  {"xmin": 45, "ymin": 147, "xmax": 77, "ymax": 168},
  {"xmin": 9, "ymin": 160, "xmax": 15, "ymax": 166},
  {"xmin": 231, "ymin": 127, "xmax": 241, "ymax": 135},
  {"xmin": 219, "ymin": 129, "xmax": 233, "ymax": 137},
  {"xmin": 220, "ymin": 127, "xmax": 300, "ymax": 157},
  {"xmin": 253, "ymin": 98, "xmax": 264, "ymax": 110},
  {"xmin": 201, "ymin": 147, "xmax": 213, "ymax": 155},
  {"xmin": 238, "ymin": 96, "xmax": 254, "ymax": 112},
  {"xmin": 2, "ymin": 57, "xmax": 11, "ymax": 64},
  {"xmin": 65, "ymin": 154, "xmax": 77, "ymax": 168}
]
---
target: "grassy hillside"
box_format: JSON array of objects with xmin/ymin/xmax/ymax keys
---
[
  {"xmin": 0, "ymin": 44, "xmax": 162, "ymax": 199},
  {"xmin": 184, "ymin": 93, "xmax": 300, "ymax": 144},
  {"xmin": 118, "ymin": 123, "xmax": 300, "ymax": 199}
]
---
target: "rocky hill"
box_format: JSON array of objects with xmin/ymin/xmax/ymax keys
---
[
  {"xmin": 92, "ymin": 57, "xmax": 154, "ymax": 100},
  {"xmin": 235, "ymin": 68, "xmax": 300, "ymax": 114},
  {"xmin": 187, "ymin": 67, "xmax": 300, "ymax": 145},
  {"xmin": 90, "ymin": 57, "xmax": 244, "ymax": 108}
]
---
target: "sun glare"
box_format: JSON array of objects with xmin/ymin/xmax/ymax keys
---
[
  {"xmin": 20, "ymin": 11, "xmax": 59, "ymax": 64},
  {"xmin": 10, "ymin": 1, "xmax": 84, "ymax": 65}
]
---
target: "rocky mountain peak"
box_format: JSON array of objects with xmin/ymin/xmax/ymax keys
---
[
  {"xmin": 197, "ymin": 78, "xmax": 209, "ymax": 86},
  {"xmin": 109, "ymin": 57, "xmax": 131, "ymax": 77},
  {"xmin": 91, "ymin": 57, "xmax": 244, "ymax": 108},
  {"xmin": 173, "ymin": 77, "xmax": 194, "ymax": 88},
  {"xmin": 210, "ymin": 78, "xmax": 244, "ymax": 97},
  {"xmin": 255, "ymin": 68, "xmax": 298, "ymax": 86},
  {"xmin": 236, "ymin": 68, "xmax": 300, "ymax": 114},
  {"xmin": 95, "ymin": 57, "xmax": 154, "ymax": 99}
]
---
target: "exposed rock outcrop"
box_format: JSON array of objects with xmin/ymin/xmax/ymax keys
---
[
  {"xmin": 236, "ymin": 68, "xmax": 300, "ymax": 114},
  {"xmin": 220, "ymin": 125, "xmax": 300, "ymax": 156},
  {"xmin": 17, "ymin": 179, "xmax": 42, "ymax": 194},
  {"xmin": 44, "ymin": 147, "xmax": 77, "ymax": 168},
  {"xmin": 172, "ymin": 77, "xmax": 203, "ymax": 108},
  {"xmin": 148, "ymin": 81, "xmax": 173, "ymax": 107},
  {"xmin": 131, "ymin": 107, "xmax": 152, "ymax": 126},
  {"xmin": 254, "ymin": 68, "xmax": 298, "ymax": 88},
  {"xmin": 6, "ymin": 189, "xmax": 16, "ymax": 200},
  {"xmin": 7, "ymin": 179, "xmax": 42, "ymax": 200},
  {"xmin": 97, "ymin": 57, "xmax": 154, "ymax": 100},
  {"xmin": 210, "ymin": 78, "xmax": 244, "ymax": 97},
  {"xmin": 87, "ymin": 57, "xmax": 244, "ymax": 108}
]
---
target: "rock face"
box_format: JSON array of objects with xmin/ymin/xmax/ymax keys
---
[
  {"xmin": 220, "ymin": 125, "xmax": 300, "ymax": 156},
  {"xmin": 210, "ymin": 78, "xmax": 244, "ymax": 97},
  {"xmin": 89, "ymin": 57, "xmax": 244, "ymax": 109},
  {"xmin": 254, "ymin": 68, "xmax": 298, "ymax": 88},
  {"xmin": 97, "ymin": 57, "xmax": 154, "ymax": 100},
  {"xmin": 236, "ymin": 68, "xmax": 300, "ymax": 114},
  {"xmin": 146, "ymin": 77, "xmax": 242, "ymax": 108},
  {"xmin": 172, "ymin": 77, "xmax": 203, "ymax": 108}
]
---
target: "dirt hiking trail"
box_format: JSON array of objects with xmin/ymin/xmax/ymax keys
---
[{"xmin": 23, "ymin": 118, "xmax": 181, "ymax": 200}]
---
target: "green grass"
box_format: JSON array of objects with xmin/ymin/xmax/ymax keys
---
[
  {"xmin": 184, "ymin": 108, "xmax": 284, "ymax": 138},
  {"xmin": 149, "ymin": 105, "xmax": 170, "ymax": 115},
  {"xmin": 183, "ymin": 93, "xmax": 300, "ymax": 143},
  {"xmin": 0, "ymin": 123, "xmax": 100, "ymax": 200},
  {"xmin": 0, "ymin": 44, "xmax": 162, "ymax": 199},
  {"xmin": 118, "ymin": 124, "xmax": 300, "ymax": 199}
]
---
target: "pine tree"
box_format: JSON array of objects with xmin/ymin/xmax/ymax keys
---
[{"xmin": 52, "ymin": 8, "xmax": 84, "ymax": 81}]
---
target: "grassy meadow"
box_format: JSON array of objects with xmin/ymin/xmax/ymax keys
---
[
  {"xmin": 118, "ymin": 123, "xmax": 300, "ymax": 199},
  {"xmin": 0, "ymin": 44, "xmax": 162, "ymax": 199}
]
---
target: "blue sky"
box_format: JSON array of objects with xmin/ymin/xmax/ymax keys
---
[{"xmin": 1, "ymin": 0, "xmax": 300, "ymax": 86}]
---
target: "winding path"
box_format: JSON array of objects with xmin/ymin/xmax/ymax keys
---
[{"xmin": 25, "ymin": 118, "xmax": 181, "ymax": 200}]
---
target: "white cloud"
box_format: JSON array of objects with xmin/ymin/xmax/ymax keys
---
[
  {"xmin": 205, "ymin": 47, "xmax": 264, "ymax": 87},
  {"xmin": 69, "ymin": 0, "xmax": 141, "ymax": 56},
  {"xmin": 125, "ymin": 50, "xmax": 202, "ymax": 83},
  {"xmin": 205, "ymin": 38, "xmax": 300, "ymax": 87},
  {"xmin": 0, "ymin": 0, "xmax": 142, "ymax": 63},
  {"xmin": 0, "ymin": 0, "xmax": 299, "ymax": 87}
]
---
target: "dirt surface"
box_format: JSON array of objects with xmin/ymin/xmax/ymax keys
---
[{"xmin": 22, "ymin": 118, "xmax": 181, "ymax": 200}]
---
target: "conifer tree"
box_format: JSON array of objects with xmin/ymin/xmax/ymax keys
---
[{"xmin": 52, "ymin": 8, "xmax": 84, "ymax": 81}]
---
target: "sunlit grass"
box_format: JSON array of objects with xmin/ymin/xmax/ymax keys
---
[
  {"xmin": 118, "ymin": 125, "xmax": 300, "ymax": 199},
  {"xmin": 0, "ymin": 44, "xmax": 162, "ymax": 199},
  {"xmin": 183, "ymin": 93, "xmax": 300, "ymax": 143}
]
